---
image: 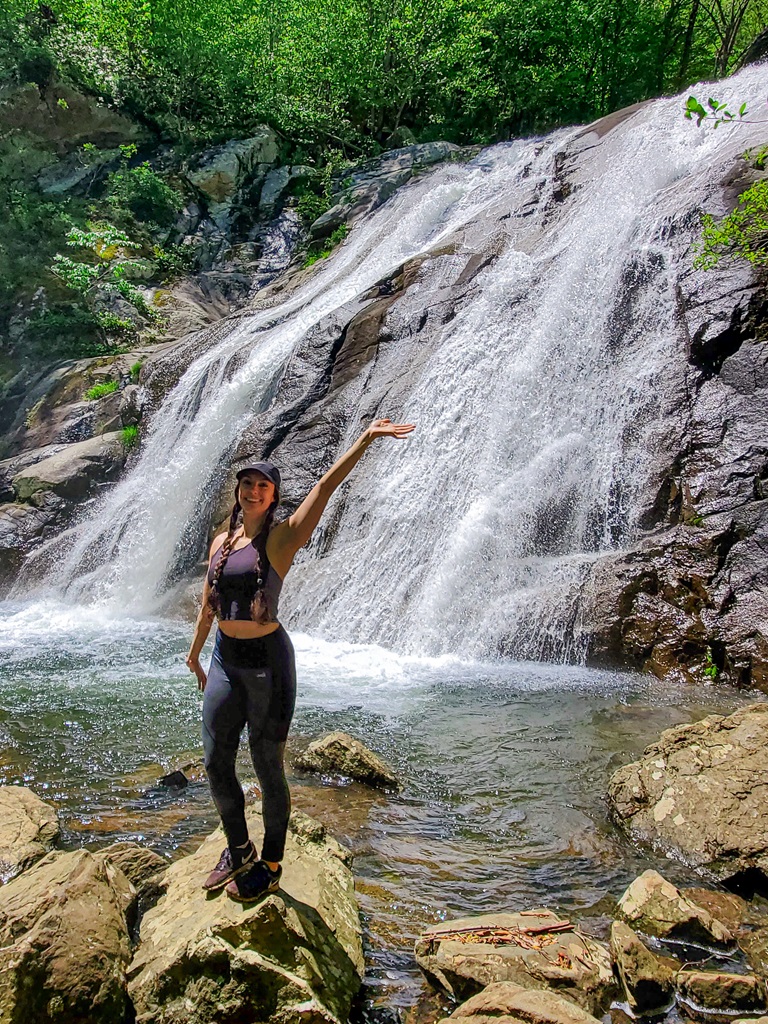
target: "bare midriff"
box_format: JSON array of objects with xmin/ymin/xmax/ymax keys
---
[{"xmin": 217, "ymin": 619, "xmax": 281, "ymax": 639}]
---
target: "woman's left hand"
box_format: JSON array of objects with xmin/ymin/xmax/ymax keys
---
[{"xmin": 366, "ymin": 418, "xmax": 416, "ymax": 440}]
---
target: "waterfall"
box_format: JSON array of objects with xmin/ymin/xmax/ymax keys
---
[{"xmin": 20, "ymin": 66, "xmax": 768, "ymax": 660}]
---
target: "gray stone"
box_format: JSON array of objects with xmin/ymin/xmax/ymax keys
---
[
  {"xmin": 414, "ymin": 911, "xmax": 615, "ymax": 1015},
  {"xmin": 617, "ymin": 871, "xmax": 733, "ymax": 946},
  {"xmin": 609, "ymin": 921, "xmax": 677, "ymax": 1013},
  {"xmin": 127, "ymin": 804, "xmax": 363, "ymax": 1024},
  {"xmin": 294, "ymin": 731, "xmax": 400, "ymax": 789},
  {"xmin": 119, "ymin": 384, "xmax": 144, "ymax": 427},
  {"xmin": 185, "ymin": 130, "xmax": 279, "ymax": 229},
  {"xmin": 12, "ymin": 431, "xmax": 127, "ymax": 501},
  {"xmin": 0, "ymin": 849, "xmax": 133, "ymax": 1024},
  {"xmin": 259, "ymin": 164, "xmax": 315, "ymax": 219},
  {"xmin": 0, "ymin": 786, "xmax": 60, "ymax": 883},
  {"xmin": 439, "ymin": 981, "xmax": 604, "ymax": 1024},
  {"xmin": 607, "ymin": 705, "xmax": 768, "ymax": 883}
]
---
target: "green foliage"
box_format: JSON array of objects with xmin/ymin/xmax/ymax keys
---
[
  {"xmin": 303, "ymin": 223, "xmax": 349, "ymax": 267},
  {"xmin": 84, "ymin": 379, "xmax": 119, "ymax": 400},
  {"xmin": 129, "ymin": 359, "xmax": 143, "ymax": 382},
  {"xmin": 703, "ymin": 646, "xmax": 719, "ymax": 679},
  {"xmin": 685, "ymin": 95, "xmax": 747, "ymax": 128},
  {"xmin": 695, "ymin": 179, "xmax": 768, "ymax": 270},
  {"xmin": 4, "ymin": 0, "xmax": 760, "ymax": 153},
  {"xmin": 120, "ymin": 423, "xmax": 140, "ymax": 448},
  {"xmin": 743, "ymin": 146, "xmax": 768, "ymax": 170},
  {"xmin": 151, "ymin": 242, "xmax": 196, "ymax": 278},
  {"xmin": 50, "ymin": 223, "xmax": 151, "ymax": 314},
  {"xmin": 106, "ymin": 160, "xmax": 183, "ymax": 227}
]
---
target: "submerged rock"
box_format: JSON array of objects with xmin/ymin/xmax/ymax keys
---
[
  {"xmin": 609, "ymin": 921, "xmax": 677, "ymax": 1013},
  {"xmin": 0, "ymin": 849, "xmax": 133, "ymax": 1024},
  {"xmin": 127, "ymin": 805, "xmax": 363, "ymax": 1024},
  {"xmin": 439, "ymin": 980, "xmax": 604, "ymax": 1024},
  {"xmin": 607, "ymin": 705, "xmax": 768, "ymax": 882},
  {"xmin": 414, "ymin": 911, "xmax": 615, "ymax": 1015},
  {"xmin": 617, "ymin": 871, "xmax": 733, "ymax": 946},
  {"xmin": 294, "ymin": 731, "xmax": 400, "ymax": 789},
  {"xmin": 0, "ymin": 785, "xmax": 60, "ymax": 883}
]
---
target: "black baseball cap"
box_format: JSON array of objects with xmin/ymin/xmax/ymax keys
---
[{"xmin": 236, "ymin": 461, "xmax": 281, "ymax": 494}]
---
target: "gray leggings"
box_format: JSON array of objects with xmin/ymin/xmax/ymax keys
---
[{"xmin": 202, "ymin": 626, "xmax": 296, "ymax": 862}]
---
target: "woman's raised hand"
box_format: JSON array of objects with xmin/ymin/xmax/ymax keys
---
[{"xmin": 366, "ymin": 418, "xmax": 416, "ymax": 440}]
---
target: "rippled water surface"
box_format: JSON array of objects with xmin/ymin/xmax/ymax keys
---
[{"xmin": 0, "ymin": 600, "xmax": 759, "ymax": 1010}]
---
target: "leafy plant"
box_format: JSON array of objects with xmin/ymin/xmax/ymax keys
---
[
  {"xmin": 303, "ymin": 224, "xmax": 349, "ymax": 267},
  {"xmin": 695, "ymin": 179, "xmax": 768, "ymax": 270},
  {"xmin": 106, "ymin": 160, "xmax": 183, "ymax": 227},
  {"xmin": 703, "ymin": 646, "xmax": 719, "ymax": 679},
  {"xmin": 685, "ymin": 95, "xmax": 748, "ymax": 128},
  {"xmin": 120, "ymin": 423, "xmax": 140, "ymax": 448},
  {"xmin": 50, "ymin": 222, "xmax": 153, "ymax": 318},
  {"xmin": 84, "ymin": 379, "xmax": 119, "ymax": 400},
  {"xmin": 151, "ymin": 243, "xmax": 196, "ymax": 278},
  {"xmin": 129, "ymin": 359, "xmax": 143, "ymax": 383}
]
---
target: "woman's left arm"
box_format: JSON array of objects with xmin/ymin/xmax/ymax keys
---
[{"xmin": 270, "ymin": 418, "xmax": 415, "ymax": 564}]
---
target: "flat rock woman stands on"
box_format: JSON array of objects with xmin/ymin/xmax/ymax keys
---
[{"xmin": 186, "ymin": 418, "xmax": 415, "ymax": 901}]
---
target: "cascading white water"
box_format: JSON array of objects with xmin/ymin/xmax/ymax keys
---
[
  {"xmin": 281, "ymin": 67, "xmax": 768, "ymax": 659},
  {"xmin": 24, "ymin": 144, "xmax": 538, "ymax": 610},
  {"xmin": 21, "ymin": 65, "xmax": 768, "ymax": 658}
]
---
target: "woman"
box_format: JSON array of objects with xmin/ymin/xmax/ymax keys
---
[{"xmin": 186, "ymin": 417, "xmax": 415, "ymax": 901}]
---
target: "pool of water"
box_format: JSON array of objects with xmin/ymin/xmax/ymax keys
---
[{"xmin": 0, "ymin": 598, "xmax": 759, "ymax": 1012}]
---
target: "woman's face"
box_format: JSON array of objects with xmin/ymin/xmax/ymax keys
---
[{"xmin": 238, "ymin": 472, "xmax": 276, "ymax": 514}]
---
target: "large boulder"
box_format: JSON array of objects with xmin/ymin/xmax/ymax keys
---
[
  {"xmin": 414, "ymin": 911, "xmax": 615, "ymax": 1015},
  {"xmin": 609, "ymin": 921, "xmax": 677, "ymax": 1014},
  {"xmin": 294, "ymin": 731, "xmax": 400, "ymax": 790},
  {"xmin": 12, "ymin": 431, "xmax": 127, "ymax": 502},
  {"xmin": 127, "ymin": 807, "xmax": 363, "ymax": 1024},
  {"xmin": 617, "ymin": 871, "xmax": 733, "ymax": 946},
  {"xmin": 439, "ymin": 981, "xmax": 604, "ymax": 1024},
  {"xmin": 0, "ymin": 497, "xmax": 67, "ymax": 589},
  {"xmin": 185, "ymin": 131, "xmax": 279, "ymax": 230},
  {"xmin": 607, "ymin": 705, "xmax": 768, "ymax": 882},
  {"xmin": 0, "ymin": 786, "xmax": 60, "ymax": 883},
  {"xmin": 0, "ymin": 849, "xmax": 133, "ymax": 1024}
]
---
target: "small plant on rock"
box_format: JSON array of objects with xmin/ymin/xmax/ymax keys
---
[
  {"xmin": 129, "ymin": 360, "xmax": 143, "ymax": 383},
  {"xmin": 703, "ymin": 646, "xmax": 719, "ymax": 679},
  {"xmin": 84, "ymin": 379, "xmax": 119, "ymax": 401},
  {"xmin": 120, "ymin": 424, "xmax": 140, "ymax": 449}
]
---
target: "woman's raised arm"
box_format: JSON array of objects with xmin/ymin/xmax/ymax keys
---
[{"xmin": 269, "ymin": 419, "xmax": 414, "ymax": 567}]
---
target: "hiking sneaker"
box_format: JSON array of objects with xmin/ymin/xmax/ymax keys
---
[
  {"xmin": 225, "ymin": 860, "xmax": 282, "ymax": 902},
  {"xmin": 202, "ymin": 840, "xmax": 256, "ymax": 891}
]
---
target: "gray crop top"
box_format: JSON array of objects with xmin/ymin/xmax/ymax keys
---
[{"xmin": 207, "ymin": 535, "xmax": 283, "ymax": 622}]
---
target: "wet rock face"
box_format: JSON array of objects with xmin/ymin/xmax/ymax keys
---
[
  {"xmin": 581, "ymin": 259, "xmax": 768, "ymax": 689},
  {"xmin": 414, "ymin": 911, "xmax": 616, "ymax": 1015},
  {"xmin": 609, "ymin": 921, "xmax": 677, "ymax": 1014},
  {"xmin": 676, "ymin": 970, "xmax": 767, "ymax": 1016},
  {"xmin": 608, "ymin": 706, "xmax": 768, "ymax": 883}
]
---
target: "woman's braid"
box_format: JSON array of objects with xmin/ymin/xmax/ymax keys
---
[
  {"xmin": 207, "ymin": 496, "xmax": 242, "ymax": 617},
  {"xmin": 250, "ymin": 501, "xmax": 278, "ymax": 624}
]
